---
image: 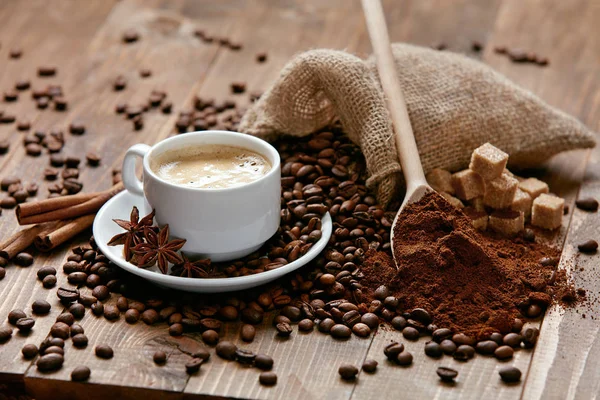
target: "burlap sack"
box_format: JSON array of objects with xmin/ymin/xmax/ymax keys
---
[{"xmin": 240, "ymin": 43, "xmax": 596, "ymax": 207}]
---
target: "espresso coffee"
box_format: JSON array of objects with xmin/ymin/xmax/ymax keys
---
[{"xmin": 151, "ymin": 145, "xmax": 271, "ymax": 189}]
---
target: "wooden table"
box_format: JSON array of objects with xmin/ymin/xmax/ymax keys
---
[{"xmin": 0, "ymin": 1, "xmax": 598, "ymax": 399}]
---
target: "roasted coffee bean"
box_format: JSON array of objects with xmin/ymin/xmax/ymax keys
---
[
  {"xmin": 453, "ymin": 345, "xmax": 475, "ymax": 361},
  {"xmin": 68, "ymin": 271, "xmax": 87, "ymax": 285},
  {"xmin": 153, "ymin": 350, "xmax": 167, "ymax": 364},
  {"xmin": 388, "ymin": 316, "xmax": 407, "ymax": 332},
  {"xmin": 330, "ymin": 324, "xmax": 352, "ymax": 339},
  {"xmin": 22, "ymin": 344, "xmax": 39, "ymax": 359},
  {"xmin": 241, "ymin": 307, "xmax": 263, "ymax": 324},
  {"xmin": 342, "ymin": 310, "xmax": 361, "ymax": 327},
  {"xmin": 396, "ymin": 351, "xmax": 413, "ymax": 366},
  {"xmin": 410, "ymin": 308, "xmax": 432, "ymax": 324},
  {"xmin": 15, "ymin": 80, "xmax": 31, "ymax": 90},
  {"xmin": 37, "ymin": 353, "xmax": 64, "ymax": 371},
  {"xmin": 298, "ymin": 319, "xmax": 315, "ymax": 331},
  {"xmin": 57, "ymin": 286, "xmax": 79, "ymax": 303},
  {"xmin": 437, "ymin": 367, "xmax": 458, "ymax": 382},
  {"xmin": 38, "ymin": 66, "xmax": 57, "ymax": 77},
  {"xmin": 141, "ymin": 309, "xmax": 159, "ymax": 325},
  {"xmin": 0, "ymin": 140, "xmax": 9, "ymax": 154},
  {"xmin": 169, "ymin": 323, "xmax": 183, "ymax": 336},
  {"xmin": 0, "ymin": 327, "xmax": 12, "ymax": 343},
  {"xmin": 91, "ymin": 301, "xmax": 104, "ymax": 316},
  {"xmin": 185, "ymin": 358, "xmax": 204, "ymax": 374},
  {"xmin": 37, "ymin": 266, "xmax": 56, "ymax": 280},
  {"xmin": 197, "ymin": 329, "xmax": 218, "ymax": 345},
  {"xmin": 0, "ymin": 114, "xmax": 16, "ymax": 123},
  {"xmin": 71, "ymin": 366, "xmax": 91, "ymax": 381},
  {"xmin": 275, "ymin": 322, "xmax": 293, "ymax": 337},
  {"xmin": 521, "ymin": 327, "xmax": 539, "ymax": 348},
  {"xmin": 424, "ymin": 341, "xmax": 443, "ymax": 358},
  {"xmin": 578, "ymin": 239, "xmax": 598, "ymax": 253},
  {"xmin": 122, "ymin": 29, "xmax": 140, "ymax": 43},
  {"xmin": 32, "ymin": 300, "xmax": 51, "ymax": 315},
  {"xmin": 13, "ymin": 189, "xmax": 28, "ymax": 203},
  {"xmin": 235, "ymin": 349, "xmax": 256, "ymax": 365},
  {"xmin": 489, "ymin": 332, "xmax": 504, "ymax": 345},
  {"xmin": 215, "ymin": 341, "xmax": 237, "ymax": 360},
  {"xmin": 512, "ymin": 318, "xmax": 524, "ymax": 333},
  {"xmin": 51, "ymin": 322, "xmax": 70, "ymax": 339},
  {"xmin": 523, "ymin": 228, "xmax": 536, "ymax": 242},
  {"xmin": 14, "ymin": 252, "xmax": 34, "ymax": 266},
  {"xmin": 124, "ymin": 309, "xmax": 140, "ymax": 324},
  {"xmin": 4, "ymin": 90, "xmax": 18, "ymax": 101},
  {"xmin": 526, "ymin": 304, "xmax": 543, "ymax": 318},
  {"xmin": 70, "ymin": 323, "xmax": 84, "ymax": 336},
  {"xmin": 104, "ymin": 305, "xmax": 120, "ymax": 321},
  {"xmin": 259, "ymin": 371, "xmax": 278, "ymax": 386},
  {"xmin": 576, "ymin": 198, "xmax": 599, "ymax": 212},
  {"xmin": 95, "ymin": 344, "xmax": 114, "ymax": 359},
  {"xmin": 54, "ymin": 96, "xmax": 68, "ymax": 111},
  {"xmin": 240, "ymin": 324, "xmax": 256, "ymax": 342},
  {"xmin": 79, "ymin": 294, "xmax": 97, "ymax": 307},
  {"xmin": 338, "ymin": 364, "xmax": 358, "ymax": 380},
  {"xmin": 361, "ymin": 359, "xmax": 378, "ymax": 373},
  {"xmin": 383, "ymin": 342, "xmax": 404, "ymax": 360},
  {"xmin": 432, "ymin": 328, "xmax": 453, "ymax": 343},
  {"xmin": 476, "ymin": 340, "xmax": 499, "ymax": 355},
  {"xmin": 256, "ymin": 52, "xmax": 268, "ymax": 63},
  {"xmin": 16, "ymin": 119, "xmax": 31, "ymax": 130},
  {"xmin": 230, "ymin": 82, "xmax": 246, "ymax": 94},
  {"xmin": 440, "ymin": 339, "xmax": 457, "ymax": 355},
  {"xmin": 494, "ymin": 345, "xmax": 514, "ymax": 360},
  {"xmin": 499, "ymin": 366, "xmax": 521, "ymax": 383},
  {"xmin": 44, "ymin": 346, "xmax": 65, "ymax": 355},
  {"xmin": 503, "ymin": 333, "xmax": 523, "ymax": 347},
  {"xmin": 361, "ymin": 312, "xmax": 379, "ymax": 329},
  {"xmin": 72, "ymin": 334, "xmax": 88, "ymax": 348},
  {"xmin": 452, "ymin": 333, "xmax": 476, "ymax": 346},
  {"xmin": 91, "ymin": 285, "xmax": 109, "ymax": 301},
  {"xmin": 8, "ymin": 309, "xmax": 27, "ymax": 325},
  {"xmin": 402, "ymin": 327, "xmax": 419, "ymax": 341},
  {"xmin": 352, "ymin": 322, "xmax": 371, "ymax": 337},
  {"xmin": 16, "ymin": 317, "xmax": 35, "ymax": 333}
]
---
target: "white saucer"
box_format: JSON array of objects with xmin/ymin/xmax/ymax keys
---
[{"xmin": 93, "ymin": 191, "xmax": 332, "ymax": 293}]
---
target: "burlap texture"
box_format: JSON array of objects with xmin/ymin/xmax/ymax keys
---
[{"xmin": 240, "ymin": 43, "xmax": 596, "ymax": 207}]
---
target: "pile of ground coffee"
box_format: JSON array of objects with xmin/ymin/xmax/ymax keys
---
[{"xmin": 360, "ymin": 191, "xmax": 579, "ymax": 338}]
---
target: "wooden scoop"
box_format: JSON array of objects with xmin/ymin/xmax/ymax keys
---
[{"xmin": 361, "ymin": 0, "xmax": 435, "ymax": 267}]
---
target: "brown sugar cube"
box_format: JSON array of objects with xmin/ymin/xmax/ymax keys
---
[
  {"xmin": 483, "ymin": 173, "xmax": 518, "ymax": 209},
  {"xmin": 464, "ymin": 207, "xmax": 488, "ymax": 231},
  {"xmin": 469, "ymin": 196, "xmax": 485, "ymax": 212},
  {"xmin": 531, "ymin": 193, "xmax": 564, "ymax": 230},
  {"xmin": 451, "ymin": 169, "xmax": 484, "ymax": 200},
  {"xmin": 469, "ymin": 143, "xmax": 508, "ymax": 181},
  {"xmin": 426, "ymin": 168, "xmax": 454, "ymax": 195},
  {"xmin": 489, "ymin": 210, "xmax": 524, "ymax": 236},
  {"xmin": 511, "ymin": 188, "xmax": 533, "ymax": 218},
  {"xmin": 518, "ymin": 178, "xmax": 549, "ymax": 200},
  {"xmin": 440, "ymin": 192, "xmax": 464, "ymax": 209}
]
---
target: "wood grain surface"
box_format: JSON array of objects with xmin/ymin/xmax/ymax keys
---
[{"xmin": 0, "ymin": 0, "xmax": 597, "ymax": 399}]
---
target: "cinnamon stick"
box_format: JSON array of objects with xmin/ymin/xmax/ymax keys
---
[
  {"xmin": 18, "ymin": 182, "xmax": 124, "ymax": 225},
  {"xmin": 35, "ymin": 214, "xmax": 95, "ymax": 252},
  {"xmin": 17, "ymin": 192, "xmax": 98, "ymax": 219},
  {"xmin": 0, "ymin": 221, "xmax": 61, "ymax": 259}
]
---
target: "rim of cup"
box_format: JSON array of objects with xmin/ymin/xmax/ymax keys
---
[{"xmin": 142, "ymin": 130, "xmax": 281, "ymax": 194}]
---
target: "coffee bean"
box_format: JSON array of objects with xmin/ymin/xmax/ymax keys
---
[
  {"xmin": 361, "ymin": 312, "xmax": 379, "ymax": 329},
  {"xmin": 67, "ymin": 271, "xmax": 87, "ymax": 285},
  {"xmin": 298, "ymin": 319, "xmax": 314, "ymax": 332},
  {"xmin": 521, "ymin": 327, "xmax": 539, "ymax": 348},
  {"xmin": 424, "ymin": 341, "xmax": 443, "ymax": 358},
  {"xmin": 241, "ymin": 307, "xmax": 263, "ymax": 324},
  {"xmin": 72, "ymin": 334, "xmax": 88, "ymax": 348},
  {"xmin": 235, "ymin": 349, "xmax": 256, "ymax": 365},
  {"xmin": 494, "ymin": 345, "xmax": 514, "ymax": 360},
  {"xmin": 391, "ymin": 316, "xmax": 407, "ymax": 331},
  {"xmin": 352, "ymin": 322, "xmax": 371, "ymax": 337},
  {"xmin": 440, "ymin": 339, "xmax": 457, "ymax": 355},
  {"xmin": 51, "ymin": 322, "xmax": 70, "ymax": 339},
  {"xmin": 122, "ymin": 29, "xmax": 140, "ymax": 43},
  {"xmin": 86, "ymin": 152, "xmax": 101, "ymax": 166},
  {"xmin": 8, "ymin": 309, "xmax": 27, "ymax": 325},
  {"xmin": 141, "ymin": 309, "xmax": 159, "ymax": 325},
  {"xmin": 452, "ymin": 333, "xmax": 476, "ymax": 346},
  {"xmin": 104, "ymin": 305, "xmax": 120, "ymax": 321},
  {"xmin": 402, "ymin": 326, "xmax": 419, "ymax": 341},
  {"xmin": 338, "ymin": 364, "xmax": 358, "ymax": 380},
  {"xmin": 503, "ymin": 333, "xmax": 523, "ymax": 347},
  {"xmin": 359, "ymin": 359, "xmax": 377, "ymax": 374},
  {"xmin": 259, "ymin": 371, "xmax": 277, "ymax": 386},
  {"xmin": 383, "ymin": 342, "xmax": 404, "ymax": 360},
  {"xmin": 396, "ymin": 351, "xmax": 413, "ymax": 366},
  {"xmin": 256, "ymin": 52, "xmax": 268, "ymax": 63},
  {"xmin": 123, "ymin": 309, "xmax": 139, "ymax": 324},
  {"xmin": 198, "ymin": 329, "xmax": 218, "ymax": 345},
  {"xmin": 330, "ymin": 324, "xmax": 352, "ymax": 339},
  {"xmin": 437, "ymin": 367, "xmax": 458, "ymax": 382},
  {"xmin": 499, "ymin": 366, "xmax": 521, "ymax": 383},
  {"xmin": 512, "ymin": 318, "xmax": 524, "ymax": 333},
  {"xmin": 44, "ymin": 346, "xmax": 65, "ymax": 355},
  {"xmin": 9, "ymin": 48, "xmax": 23, "ymax": 58},
  {"xmin": 578, "ymin": 239, "xmax": 598, "ymax": 253},
  {"xmin": 230, "ymin": 82, "xmax": 246, "ymax": 94},
  {"xmin": 70, "ymin": 323, "xmax": 84, "ymax": 336},
  {"xmin": 410, "ymin": 308, "xmax": 432, "ymax": 324},
  {"xmin": 539, "ymin": 256, "xmax": 559, "ymax": 267},
  {"xmin": 216, "ymin": 341, "xmax": 237, "ymax": 360},
  {"xmin": 22, "ymin": 344, "xmax": 38, "ymax": 359},
  {"xmin": 139, "ymin": 68, "xmax": 152, "ymax": 78},
  {"xmin": 32, "ymin": 300, "xmax": 51, "ymax": 315},
  {"xmin": 37, "ymin": 353, "xmax": 64, "ymax": 371},
  {"xmin": 240, "ymin": 324, "xmax": 256, "ymax": 342},
  {"xmin": 91, "ymin": 301, "xmax": 104, "ymax": 316},
  {"xmin": 576, "ymin": 198, "xmax": 598, "ymax": 212},
  {"xmin": 14, "ymin": 252, "xmax": 34, "ymax": 266},
  {"xmin": 37, "ymin": 266, "xmax": 56, "ymax": 280},
  {"xmin": 57, "ymin": 286, "xmax": 79, "ymax": 303},
  {"xmin": 91, "ymin": 285, "xmax": 109, "ymax": 301},
  {"xmin": 185, "ymin": 358, "xmax": 204, "ymax": 374},
  {"xmin": 432, "ymin": 328, "xmax": 453, "ymax": 343},
  {"xmin": 0, "ymin": 326, "xmax": 12, "ymax": 343},
  {"xmin": 95, "ymin": 344, "xmax": 114, "ymax": 359},
  {"xmin": 168, "ymin": 323, "xmax": 183, "ymax": 336},
  {"xmin": 71, "ymin": 366, "xmax": 91, "ymax": 381},
  {"xmin": 16, "ymin": 317, "xmax": 35, "ymax": 333},
  {"xmin": 453, "ymin": 345, "xmax": 475, "ymax": 361},
  {"xmin": 38, "ymin": 66, "xmax": 57, "ymax": 77},
  {"xmin": 0, "ymin": 140, "xmax": 9, "ymax": 154},
  {"xmin": 153, "ymin": 350, "xmax": 167, "ymax": 364},
  {"xmin": 526, "ymin": 304, "xmax": 543, "ymax": 318},
  {"xmin": 476, "ymin": 340, "xmax": 499, "ymax": 355}
]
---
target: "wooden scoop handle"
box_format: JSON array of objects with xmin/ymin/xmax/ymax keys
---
[{"xmin": 361, "ymin": 0, "xmax": 427, "ymax": 192}]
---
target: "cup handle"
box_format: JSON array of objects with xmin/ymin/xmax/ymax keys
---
[{"xmin": 122, "ymin": 144, "xmax": 151, "ymax": 196}]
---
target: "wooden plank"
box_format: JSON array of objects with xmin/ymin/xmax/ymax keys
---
[
  {"xmin": 0, "ymin": 0, "xmax": 118, "ymax": 381},
  {"xmin": 351, "ymin": 0, "xmax": 597, "ymax": 399}
]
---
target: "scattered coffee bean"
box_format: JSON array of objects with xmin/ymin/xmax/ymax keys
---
[
  {"xmin": 494, "ymin": 345, "xmax": 514, "ymax": 360},
  {"xmin": 298, "ymin": 318, "xmax": 315, "ymax": 332},
  {"xmin": 0, "ymin": 114, "xmax": 16, "ymax": 123},
  {"xmin": 215, "ymin": 341, "xmax": 237, "ymax": 360},
  {"xmin": 168, "ymin": 323, "xmax": 183, "ymax": 336},
  {"xmin": 72, "ymin": 334, "xmax": 88, "ymax": 348},
  {"xmin": 437, "ymin": 367, "xmax": 458, "ymax": 382},
  {"xmin": 9, "ymin": 48, "xmax": 23, "ymax": 58},
  {"xmin": 338, "ymin": 364, "xmax": 358, "ymax": 380},
  {"xmin": 70, "ymin": 324, "xmax": 84, "ymax": 336},
  {"xmin": 104, "ymin": 305, "xmax": 120, "ymax": 321},
  {"xmin": 95, "ymin": 344, "xmax": 114, "ymax": 359},
  {"xmin": 37, "ymin": 266, "xmax": 57, "ymax": 280},
  {"xmin": 4, "ymin": 90, "xmax": 18, "ymax": 101},
  {"xmin": 499, "ymin": 366, "xmax": 522, "ymax": 383},
  {"xmin": 122, "ymin": 29, "xmax": 140, "ymax": 43},
  {"xmin": 476, "ymin": 340, "xmax": 499, "ymax": 355},
  {"xmin": 71, "ymin": 366, "xmax": 91, "ymax": 381},
  {"xmin": 424, "ymin": 341, "xmax": 443, "ymax": 358},
  {"xmin": 16, "ymin": 119, "xmax": 30, "ymax": 130},
  {"xmin": 8, "ymin": 309, "xmax": 27, "ymax": 325},
  {"xmin": 57, "ymin": 286, "xmax": 80, "ymax": 303},
  {"xmin": 396, "ymin": 351, "xmax": 413, "ymax": 366},
  {"xmin": 44, "ymin": 345, "xmax": 64, "ymax": 355},
  {"xmin": 69, "ymin": 303, "xmax": 85, "ymax": 319},
  {"xmin": 352, "ymin": 322, "xmax": 371, "ymax": 337},
  {"xmin": 0, "ymin": 327, "xmax": 12, "ymax": 343},
  {"xmin": 139, "ymin": 68, "xmax": 152, "ymax": 78},
  {"xmin": 1, "ymin": 197, "xmax": 16, "ymax": 209},
  {"xmin": 141, "ymin": 309, "xmax": 159, "ymax": 325},
  {"xmin": 578, "ymin": 240, "xmax": 598, "ymax": 253},
  {"xmin": 330, "ymin": 324, "xmax": 352, "ymax": 339},
  {"xmin": 124, "ymin": 309, "xmax": 140, "ymax": 324},
  {"xmin": 50, "ymin": 322, "xmax": 70, "ymax": 339},
  {"xmin": 576, "ymin": 198, "xmax": 598, "ymax": 212},
  {"xmin": 91, "ymin": 301, "xmax": 104, "ymax": 316},
  {"xmin": 240, "ymin": 324, "xmax": 256, "ymax": 342},
  {"xmin": 453, "ymin": 345, "xmax": 475, "ymax": 361},
  {"xmin": 37, "ymin": 353, "xmax": 64, "ymax": 371},
  {"xmin": 32, "ymin": 300, "xmax": 51, "ymax": 315},
  {"xmin": 185, "ymin": 358, "xmax": 204, "ymax": 374},
  {"xmin": 230, "ymin": 82, "xmax": 246, "ymax": 94},
  {"xmin": 402, "ymin": 326, "xmax": 419, "ymax": 340},
  {"xmin": 362, "ymin": 359, "xmax": 378, "ymax": 373},
  {"xmin": 86, "ymin": 152, "xmax": 101, "ymax": 166},
  {"xmin": 15, "ymin": 317, "xmax": 35, "ymax": 333},
  {"xmin": 38, "ymin": 66, "xmax": 57, "ymax": 77},
  {"xmin": 256, "ymin": 52, "xmax": 268, "ymax": 63},
  {"xmin": 22, "ymin": 344, "xmax": 38, "ymax": 359},
  {"xmin": 14, "ymin": 252, "xmax": 34, "ymax": 266},
  {"xmin": 503, "ymin": 333, "xmax": 523, "ymax": 347},
  {"xmin": 153, "ymin": 350, "xmax": 167, "ymax": 364},
  {"xmin": 69, "ymin": 122, "xmax": 85, "ymax": 135},
  {"xmin": 259, "ymin": 371, "xmax": 277, "ymax": 386},
  {"xmin": 91, "ymin": 285, "xmax": 109, "ymax": 301}
]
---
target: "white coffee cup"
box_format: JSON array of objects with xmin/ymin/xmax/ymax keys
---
[{"xmin": 122, "ymin": 131, "xmax": 281, "ymax": 262}]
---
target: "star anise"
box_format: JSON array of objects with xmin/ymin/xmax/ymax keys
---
[
  {"xmin": 171, "ymin": 255, "xmax": 212, "ymax": 278},
  {"xmin": 132, "ymin": 225, "xmax": 186, "ymax": 274},
  {"xmin": 108, "ymin": 206, "xmax": 155, "ymax": 261}
]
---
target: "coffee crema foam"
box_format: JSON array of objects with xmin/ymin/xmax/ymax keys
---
[{"xmin": 151, "ymin": 145, "xmax": 271, "ymax": 189}]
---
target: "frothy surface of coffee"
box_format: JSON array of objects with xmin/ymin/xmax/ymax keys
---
[{"xmin": 152, "ymin": 145, "xmax": 271, "ymax": 189}]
